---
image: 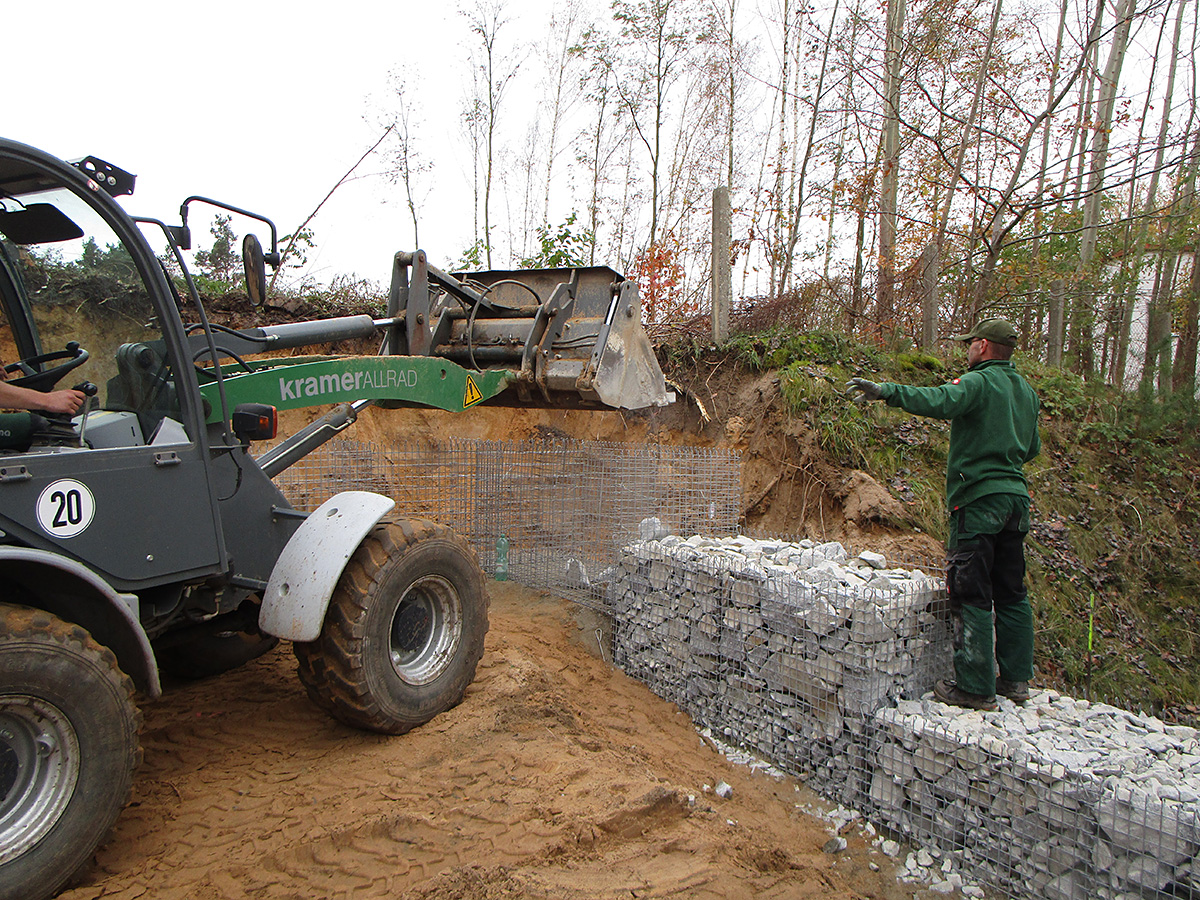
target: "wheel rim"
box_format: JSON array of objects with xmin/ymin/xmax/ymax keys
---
[
  {"xmin": 388, "ymin": 574, "xmax": 463, "ymax": 685},
  {"xmin": 0, "ymin": 696, "xmax": 80, "ymax": 864}
]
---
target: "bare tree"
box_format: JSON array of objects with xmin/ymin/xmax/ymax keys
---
[
  {"xmin": 609, "ymin": 0, "xmax": 694, "ymax": 251},
  {"xmin": 574, "ymin": 27, "xmax": 632, "ymax": 266},
  {"xmin": 1033, "ymin": 0, "xmax": 1075, "ymax": 364},
  {"xmin": 463, "ymin": 0, "xmax": 521, "ymax": 268},
  {"xmin": 379, "ymin": 69, "xmax": 431, "ymax": 249},
  {"xmin": 929, "ymin": 0, "xmax": 1004, "ymax": 324},
  {"xmin": 1114, "ymin": 0, "xmax": 1186, "ymax": 387},
  {"xmin": 537, "ymin": 3, "xmax": 587, "ymax": 224},
  {"xmin": 1072, "ymin": 0, "xmax": 1137, "ymax": 376},
  {"xmin": 776, "ymin": 0, "xmax": 842, "ymax": 299}
]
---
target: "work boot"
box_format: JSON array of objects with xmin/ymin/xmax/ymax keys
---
[
  {"xmin": 933, "ymin": 679, "xmax": 997, "ymax": 712},
  {"xmin": 996, "ymin": 678, "xmax": 1030, "ymax": 703}
]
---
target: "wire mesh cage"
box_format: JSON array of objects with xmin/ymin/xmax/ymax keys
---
[
  {"xmin": 270, "ymin": 435, "xmax": 1200, "ymax": 900},
  {"xmin": 268, "ymin": 435, "xmax": 742, "ymax": 602},
  {"xmin": 608, "ymin": 534, "xmax": 1200, "ymax": 900}
]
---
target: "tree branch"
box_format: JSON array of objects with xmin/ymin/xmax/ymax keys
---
[{"xmin": 268, "ymin": 125, "xmax": 395, "ymax": 294}]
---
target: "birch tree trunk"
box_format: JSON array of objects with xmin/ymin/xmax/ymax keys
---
[
  {"xmin": 877, "ymin": 0, "xmax": 905, "ymax": 340},
  {"xmin": 1174, "ymin": 232, "xmax": 1200, "ymax": 397},
  {"xmin": 1139, "ymin": 253, "xmax": 1174, "ymax": 397},
  {"xmin": 1116, "ymin": 0, "xmax": 1184, "ymax": 388},
  {"xmin": 1073, "ymin": 0, "xmax": 1136, "ymax": 377},
  {"xmin": 1172, "ymin": 129, "xmax": 1200, "ymax": 394}
]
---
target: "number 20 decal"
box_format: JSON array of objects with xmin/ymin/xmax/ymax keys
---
[{"xmin": 36, "ymin": 479, "xmax": 96, "ymax": 538}]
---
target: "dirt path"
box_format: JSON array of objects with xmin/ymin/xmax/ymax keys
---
[{"xmin": 62, "ymin": 583, "xmax": 931, "ymax": 900}]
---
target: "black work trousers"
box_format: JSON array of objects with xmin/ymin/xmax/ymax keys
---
[{"xmin": 945, "ymin": 493, "xmax": 1034, "ymax": 697}]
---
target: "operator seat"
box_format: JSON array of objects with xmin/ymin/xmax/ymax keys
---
[{"xmin": 106, "ymin": 342, "xmax": 178, "ymax": 441}]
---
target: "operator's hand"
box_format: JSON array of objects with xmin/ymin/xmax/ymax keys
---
[
  {"xmin": 37, "ymin": 389, "xmax": 86, "ymax": 416},
  {"xmin": 845, "ymin": 378, "xmax": 883, "ymax": 403}
]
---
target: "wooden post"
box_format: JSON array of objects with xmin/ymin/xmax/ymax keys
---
[
  {"xmin": 1048, "ymin": 279, "xmax": 1064, "ymax": 366},
  {"xmin": 712, "ymin": 186, "xmax": 731, "ymax": 344},
  {"xmin": 919, "ymin": 242, "xmax": 938, "ymax": 349}
]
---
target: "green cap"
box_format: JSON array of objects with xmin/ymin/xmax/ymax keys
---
[{"xmin": 950, "ymin": 317, "xmax": 1018, "ymax": 347}]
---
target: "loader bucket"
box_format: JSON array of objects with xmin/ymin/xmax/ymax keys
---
[{"xmin": 388, "ymin": 252, "xmax": 674, "ymax": 410}]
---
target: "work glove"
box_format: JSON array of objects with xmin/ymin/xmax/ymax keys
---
[{"xmin": 845, "ymin": 378, "xmax": 883, "ymax": 403}]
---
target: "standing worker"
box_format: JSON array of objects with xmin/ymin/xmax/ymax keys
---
[{"xmin": 845, "ymin": 318, "xmax": 1040, "ymax": 711}]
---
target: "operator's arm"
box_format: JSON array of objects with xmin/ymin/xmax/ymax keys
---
[
  {"xmin": 878, "ymin": 372, "xmax": 984, "ymax": 420},
  {"xmin": 0, "ymin": 381, "xmax": 85, "ymax": 415}
]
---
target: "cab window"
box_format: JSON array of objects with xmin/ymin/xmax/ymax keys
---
[{"xmin": 0, "ymin": 181, "xmax": 185, "ymax": 446}]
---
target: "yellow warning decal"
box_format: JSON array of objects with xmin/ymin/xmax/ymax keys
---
[{"xmin": 463, "ymin": 374, "xmax": 484, "ymax": 408}]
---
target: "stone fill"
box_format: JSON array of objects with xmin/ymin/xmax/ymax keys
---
[
  {"xmin": 608, "ymin": 528, "xmax": 1199, "ymax": 900},
  {"xmin": 875, "ymin": 693, "xmax": 1199, "ymax": 900},
  {"xmin": 608, "ymin": 532, "xmax": 951, "ymax": 807}
]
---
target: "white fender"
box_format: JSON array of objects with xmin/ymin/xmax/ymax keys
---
[{"xmin": 260, "ymin": 491, "xmax": 396, "ymax": 641}]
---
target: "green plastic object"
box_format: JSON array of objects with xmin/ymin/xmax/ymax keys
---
[
  {"xmin": 495, "ymin": 534, "xmax": 509, "ymax": 581},
  {"xmin": 0, "ymin": 413, "xmax": 37, "ymax": 451}
]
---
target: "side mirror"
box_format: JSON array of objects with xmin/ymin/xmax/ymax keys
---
[{"xmin": 243, "ymin": 234, "xmax": 267, "ymax": 307}]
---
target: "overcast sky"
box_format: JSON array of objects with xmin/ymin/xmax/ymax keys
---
[{"xmin": 6, "ymin": 0, "xmax": 502, "ymax": 287}]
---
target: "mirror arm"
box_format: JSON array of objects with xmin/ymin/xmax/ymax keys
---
[{"xmin": 178, "ymin": 196, "xmax": 280, "ymax": 268}]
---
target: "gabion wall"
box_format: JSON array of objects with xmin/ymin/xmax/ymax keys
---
[
  {"xmin": 609, "ymin": 532, "xmax": 1200, "ymax": 900},
  {"xmin": 873, "ymin": 696, "xmax": 1200, "ymax": 900},
  {"xmin": 608, "ymin": 533, "xmax": 952, "ymax": 807},
  {"xmin": 275, "ymin": 438, "xmax": 1199, "ymax": 900}
]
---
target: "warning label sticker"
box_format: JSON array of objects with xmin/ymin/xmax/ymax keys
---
[{"xmin": 463, "ymin": 374, "xmax": 483, "ymax": 408}]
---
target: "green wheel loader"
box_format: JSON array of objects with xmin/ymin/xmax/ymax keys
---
[{"xmin": 0, "ymin": 138, "xmax": 672, "ymax": 900}]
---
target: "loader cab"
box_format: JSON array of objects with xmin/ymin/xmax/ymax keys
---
[
  {"xmin": 0, "ymin": 139, "xmax": 225, "ymax": 592},
  {"xmin": 0, "ymin": 172, "xmax": 188, "ymax": 448}
]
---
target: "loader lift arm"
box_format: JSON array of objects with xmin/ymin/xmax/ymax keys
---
[{"xmin": 191, "ymin": 249, "xmax": 673, "ymax": 427}]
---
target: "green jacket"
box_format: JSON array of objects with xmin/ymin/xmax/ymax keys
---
[{"xmin": 878, "ymin": 359, "xmax": 1040, "ymax": 511}]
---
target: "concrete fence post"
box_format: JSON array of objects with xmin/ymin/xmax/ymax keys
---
[{"xmin": 712, "ymin": 186, "xmax": 731, "ymax": 344}]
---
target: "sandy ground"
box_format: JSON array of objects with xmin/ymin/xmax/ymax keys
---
[{"xmin": 60, "ymin": 582, "xmax": 936, "ymax": 900}]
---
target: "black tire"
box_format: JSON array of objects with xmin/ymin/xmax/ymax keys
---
[
  {"xmin": 157, "ymin": 631, "xmax": 279, "ymax": 681},
  {"xmin": 294, "ymin": 519, "xmax": 489, "ymax": 735},
  {"xmin": 0, "ymin": 605, "xmax": 141, "ymax": 900}
]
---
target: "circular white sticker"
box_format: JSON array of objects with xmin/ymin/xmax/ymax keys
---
[{"xmin": 36, "ymin": 479, "xmax": 96, "ymax": 538}]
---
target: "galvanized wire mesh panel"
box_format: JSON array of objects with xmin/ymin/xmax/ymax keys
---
[{"xmin": 268, "ymin": 436, "xmax": 742, "ymax": 604}]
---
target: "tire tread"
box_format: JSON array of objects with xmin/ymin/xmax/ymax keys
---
[
  {"xmin": 294, "ymin": 519, "xmax": 488, "ymax": 734},
  {"xmin": 0, "ymin": 603, "xmax": 142, "ymax": 900}
]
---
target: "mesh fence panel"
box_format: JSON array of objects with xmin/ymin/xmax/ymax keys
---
[{"xmin": 268, "ymin": 436, "xmax": 742, "ymax": 604}]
